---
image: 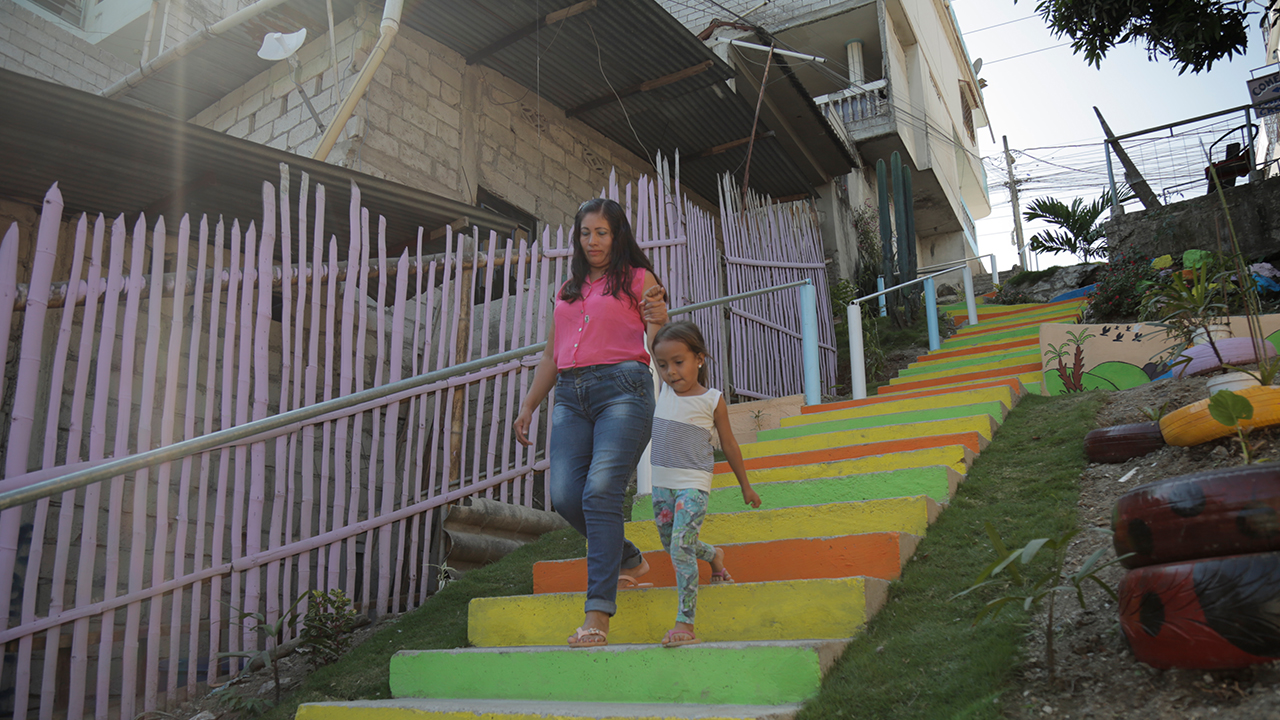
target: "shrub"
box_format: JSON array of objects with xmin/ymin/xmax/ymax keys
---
[
  {"xmin": 1085, "ymin": 247, "xmax": 1155, "ymax": 322},
  {"xmin": 989, "ymin": 282, "xmax": 1036, "ymax": 305},
  {"xmin": 300, "ymin": 589, "xmax": 360, "ymax": 667}
]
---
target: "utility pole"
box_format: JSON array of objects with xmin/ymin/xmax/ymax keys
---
[{"xmin": 1003, "ymin": 135, "xmax": 1029, "ymax": 271}]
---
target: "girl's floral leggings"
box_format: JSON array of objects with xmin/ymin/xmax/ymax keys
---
[{"xmin": 651, "ymin": 487, "xmax": 715, "ymax": 623}]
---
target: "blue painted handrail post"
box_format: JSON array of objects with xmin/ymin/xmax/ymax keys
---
[
  {"xmin": 924, "ymin": 276, "xmax": 940, "ymax": 351},
  {"xmin": 876, "ymin": 276, "xmax": 886, "ymax": 317},
  {"xmin": 799, "ymin": 280, "xmax": 821, "ymax": 405}
]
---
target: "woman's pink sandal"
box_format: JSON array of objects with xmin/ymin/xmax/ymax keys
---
[
  {"xmin": 567, "ymin": 626, "xmax": 608, "ymax": 648},
  {"xmin": 709, "ymin": 568, "xmax": 734, "ymax": 584},
  {"xmin": 661, "ymin": 628, "xmax": 702, "ymax": 647}
]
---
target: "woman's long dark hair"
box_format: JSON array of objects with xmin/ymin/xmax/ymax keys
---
[
  {"xmin": 652, "ymin": 320, "xmax": 710, "ymax": 387},
  {"xmin": 559, "ymin": 198, "xmax": 663, "ymax": 305}
]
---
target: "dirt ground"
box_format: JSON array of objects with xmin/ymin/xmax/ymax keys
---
[{"xmin": 1005, "ymin": 376, "xmax": 1280, "ymax": 720}]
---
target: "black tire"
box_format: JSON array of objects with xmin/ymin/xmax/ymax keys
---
[{"xmin": 1083, "ymin": 422, "xmax": 1165, "ymax": 464}]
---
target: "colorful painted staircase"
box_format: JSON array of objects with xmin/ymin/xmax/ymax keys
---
[{"xmin": 295, "ymin": 299, "xmax": 1083, "ymax": 720}]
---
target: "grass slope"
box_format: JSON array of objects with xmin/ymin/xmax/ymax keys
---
[
  {"xmin": 257, "ymin": 392, "xmax": 1102, "ymax": 720},
  {"xmin": 797, "ymin": 392, "xmax": 1104, "ymax": 720}
]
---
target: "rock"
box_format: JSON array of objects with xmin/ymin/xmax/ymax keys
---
[{"xmin": 1010, "ymin": 263, "xmax": 1103, "ymax": 302}]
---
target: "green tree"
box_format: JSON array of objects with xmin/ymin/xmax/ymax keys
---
[
  {"xmin": 1022, "ymin": 189, "xmax": 1129, "ymax": 262},
  {"xmin": 1016, "ymin": 0, "xmax": 1253, "ymax": 74}
]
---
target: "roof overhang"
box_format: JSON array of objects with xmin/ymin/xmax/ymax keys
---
[{"xmin": 0, "ymin": 68, "xmax": 516, "ymax": 257}]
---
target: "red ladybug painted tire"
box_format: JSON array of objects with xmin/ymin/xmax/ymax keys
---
[
  {"xmin": 1159, "ymin": 385, "xmax": 1280, "ymax": 447},
  {"xmin": 1112, "ymin": 465, "xmax": 1280, "ymax": 569},
  {"xmin": 1083, "ymin": 422, "xmax": 1165, "ymax": 464},
  {"xmin": 1171, "ymin": 337, "xmax": 1277, "ymax": 378},
  {"xmin": 1120, "ymin": 552, "xmax": 1280, "ymax": 669}
]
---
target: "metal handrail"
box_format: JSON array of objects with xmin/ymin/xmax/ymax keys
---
[
  {"xmin": 916, "ymin": 252, "xmax": 1000, "ymax": 286},
  {"xmin": 847, "ymin": 263, "xmax": 981, "ymax": 399},
  {"xmin": 0, "ymin": 279, "xmax": 818, "ymax": 511}
]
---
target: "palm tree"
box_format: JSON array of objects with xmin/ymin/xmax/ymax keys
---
[{"xmin": 1023, "ymin": 188, "xmax": 1131, "ymax": 262}]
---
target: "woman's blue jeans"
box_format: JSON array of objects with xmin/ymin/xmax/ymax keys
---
[{"xmin": 549, "ymin": 361, "xmax": 654, "ymax": 616}]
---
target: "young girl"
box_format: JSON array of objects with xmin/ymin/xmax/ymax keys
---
[{"xmin": 649, "ymin": 321, "xmax": 761, "ymax": 648}]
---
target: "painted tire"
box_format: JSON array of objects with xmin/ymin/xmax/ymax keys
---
[
  {"xmin": 1112, "ymin": 465, "xmax": 1280, "ymax": 568},
  {"xmin": 1120, "ymin": 552, "xmax": 1280, "ymax": 669},
  {"xmin": 1171, "ymin": 337, "xmax": 1277, "ymax": 379},
  {"xmin": 1158, "ymin": 385, "xmax": 1280, "ymax": 447},
  {"xmin": 1083, "ymin": 422, "xmax": 1165, "ymax": 464}
]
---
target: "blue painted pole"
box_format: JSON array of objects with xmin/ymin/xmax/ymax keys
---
[
  {"xmin": 924, "ymin": 276, "xmax": 940, "ymax": 351},
  {"xmin": 799, "ymin": 280, "xmax": 821, "ymax": 405},
  {"xmin": 876, "ymin": 276, "xmax": 886, "ymax": 317}
]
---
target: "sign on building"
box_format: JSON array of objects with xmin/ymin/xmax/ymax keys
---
[{"xmin": 1247, "ymin": 70, "xmax": 1280, "ymax": 118}]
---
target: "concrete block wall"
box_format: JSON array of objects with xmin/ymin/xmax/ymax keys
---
[
  {"xmin": 190, "ymin": 18, "xmax": 652, "ymax": 233},
  {"xmin": 0, "ymin": 0, "xmax": 132, "ymax": 92}
]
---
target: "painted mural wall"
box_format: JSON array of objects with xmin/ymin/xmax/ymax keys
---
[{"xmin": 1039, "ymin": 315, "xmax": 1280, "ymax": 395}]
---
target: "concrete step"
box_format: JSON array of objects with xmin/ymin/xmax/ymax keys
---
[
  {"xmin": 887, "ymin": 358, "xmax": 1040, "ymax": 386},
  {"xmin": 950, "ymin": 306, "xmax": 1082, "ymax": 335},
  {"xmin": 798, "ymin": 378, "xmax": 1027, "ymax": 416},
  {"xmin": 876, "ymin": 366, "xmax": 1041, "ymax": 395},
  {"xmin": 467, "ymin": 576, "xmax": 891, "ymax": 647},
  {"xmin": 899, "ymin": 348, "xmax": 1039, "ymax": 376},
  {"xmin": 389, "ymin": 639, "xmax": 848, "ymax": 706},
  {"xmin": 625, "ymin": 496, "xmax": 942, "ymax": 552},
  {"xmin": 297, "ymin": 698, "xmax": 806, "ymax": 720},
  {"xmin": 533, "ymin": 533, "xmax": 922, "ymax": 593},
  {"xmin": 938, "ymin": 325, "xmax": 1041, "ymax": 350},
  {"xmin": 758, "ymin": 402, "xmax": 1008, "ymax": 442},
  {"xmin": 640, "ymin": 466, "xmax": 963, "ymax": 517},
  {"xmin": 715, "ymin": 444, "xmax": 975, "ymax": 486},
  {"xmin": 713, "ymin": 433, "xmax": 987, "ymax": 481},
  {"xmin": 781, "ymin": 386, "xmax": 1017, "ymax": 428},
  {"xmin": 913, "ymin": 336, "xmax": 1039, "ymax": 364},
  {"xmin": 739, "ymin": 415, "xmax": 999, "ymax": 460}
]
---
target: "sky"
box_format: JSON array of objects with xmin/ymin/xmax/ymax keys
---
[{"xmin": 948, "ymin": 0, "xmax": 1276, "ymax": 275}]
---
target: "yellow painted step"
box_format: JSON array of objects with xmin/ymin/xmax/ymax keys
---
[
  {"xmin": 467, "ymin": 576, "xmax": 891, "ymax": 646},
  {"xmin": 888, "ymin": 358, "xmax": 1037, "ymax": 386},
  {"xmin": 741, "ymin": 416, "xmax": 999, "ymax": 460},
  {"xmin": 880, "ymin": 370, "xmax": 1043, "ymax": 395},
  {"xmin": 782, "ymin": 386, "xmax": 1017, "ymax": 427},
  {"xmin": 714, "ymin": 445, "xmax": 975, "ymax": 487},
  {"xmin": 626, "ymin": 496, "xmax": 942, "ymax": 552}
]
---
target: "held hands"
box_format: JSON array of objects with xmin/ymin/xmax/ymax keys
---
[
  {"xmin": 643, "ymin": 284, "xmax": 668, "ymax": 326},
  {"xmin": 741, "ymin": 486, "xmax": 762, "ymax": 509}
]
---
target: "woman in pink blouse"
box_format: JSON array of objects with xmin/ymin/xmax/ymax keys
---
[{"xmin": 514, "ymin": 198, "xmax": 668, "ymax": 647}]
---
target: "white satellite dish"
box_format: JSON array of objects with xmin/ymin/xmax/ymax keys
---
[
  {"xmin": 257, "ymin": 28, "xmax": 307, "ymax": 61},
  {"xmin": 972, "ymin": 57, "xmax": 983, "ymax": 75}
]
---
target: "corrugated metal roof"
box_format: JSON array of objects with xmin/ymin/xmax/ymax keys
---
[
  {"xmin": 118, "ymin": 0, "xmax": 363, "ymax": 120},
  {"xmin": 402, "ymin": 0, "xmax": 849, "ymax": 202},
  {"xmin": 0, "ymin": 68, "xmax": 516, "ymax": 259}
]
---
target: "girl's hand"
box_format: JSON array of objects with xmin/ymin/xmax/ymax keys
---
[
  {"xmin": 643, "ymin": 284, "xmax": 668, "ymax": 326},
  {"xmin": 514, "ymin": 407, "xmax": 534, "ymax": 446},
  {"xmin": 741, "ymin": 487, "xmax": 761, "ymax": 509}
]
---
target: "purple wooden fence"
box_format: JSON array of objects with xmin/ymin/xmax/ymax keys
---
[{"xmin": 0, "ymin": 155, "xmax": 834, "ymax": 719}]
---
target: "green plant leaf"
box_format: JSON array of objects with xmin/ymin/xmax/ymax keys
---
[
  {"xmin": 1019, "ymin": 537, "xmax": 1052, "ymax": 565},
  {"xmin": 1208, "ymin": 390, "xmax": 1254, "ymax": 426}
]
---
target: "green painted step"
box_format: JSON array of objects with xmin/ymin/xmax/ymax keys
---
[
  {"xmin": 390, "ymin": 640, "xmax": 846, "ymax": 706},
  {"xmin": 740, "ymin": 415, "xmax": 999, "ymax": 459},
  {"xmin": 898, "ymin": 349, "xmax": 1039, "ymax": 377},
  {"xmin": 634, "ymin": 466, "xmax": 963, "ymax": 518},
  {"xmin": 757, "ymin": 402, "xmax": 1007, "ymax": 441},
  {"xmin": 782, "ymin": 386, "xmax": 1019, "ymax": 428},
  {"xmin": 297, "ymin": 698, "xmax": 807, "ymax": 720},
  {"xmin": 887, "ymin": 358, "xmax": 1036, "ymax": 386},
  {"xmin": 467, "ymin": 576, "xmax": 891, "ymax": 647},
  {"xmin": 939, "ymin": 326, "xmax": 1041, "ymax": 349},
  {"xmin": 722, "ymin": 445, "xmax": 975, "ymax": 486}
]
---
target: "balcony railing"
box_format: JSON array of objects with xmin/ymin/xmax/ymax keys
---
[{"xmin": 814, "ymin": 79, "xmax": 890, "ymax": 129}]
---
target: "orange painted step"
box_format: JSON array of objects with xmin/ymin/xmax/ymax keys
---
[
  {"xmin": 877, "ymin": 363, "xmax": 1041, "ymax": 395},
  {"xmin": 712, "ymin": 432, "xmax": 987, "ymax": 473},
  {"xmin": 801, "ymin": 377, "xmax": 1027, "ymax": 414},
  {"xmin": 920, "ymin": 337, "xmax": 1039, "ymax": 362},
  {"xmin": 953, "ymin": 313, "xmax": 1080, "ymax": 338},
  {"xmin": 532, "ymin": 533, "xmax": 920, "ymax": 593}
]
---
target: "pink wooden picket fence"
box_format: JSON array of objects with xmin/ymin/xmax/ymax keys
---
[
  {"xmin": 0, "ymin": 158, "xmax": 832, "ymax": 719},
  {"xmin": 718, "ymin": 174, "xmax": 838, "ymax": 399}
]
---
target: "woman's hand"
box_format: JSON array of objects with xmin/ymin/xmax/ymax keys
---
[
  {"xmin": 643, "ymin": 284, "xmax": 668, "ymax": 326},
  {"xmin": 514, "ymin": 406, "xmax": 535, "ymax": 446}
]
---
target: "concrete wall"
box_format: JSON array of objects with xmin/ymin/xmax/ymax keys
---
[
  {"xmin": 1104, "ymin": 175, "xmax": 1280, "ymax": 262},
  {"xmin": 187, "ymin": 18, "xmax": 651, "ymax": 230}
]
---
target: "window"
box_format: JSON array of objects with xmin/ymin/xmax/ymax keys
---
[{"xmin": 959, "ymin": 84, "xmax": 976, "ymax": 145}]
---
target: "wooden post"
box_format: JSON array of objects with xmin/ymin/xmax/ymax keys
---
[{"xmin": 449, "ymin": 234, "xmax": 475, "ymax": 486}]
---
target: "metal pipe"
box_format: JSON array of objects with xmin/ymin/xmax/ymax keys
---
[
  {"xmin": 799, "ymin": 280, "xmax": 820, "ymax": 405},
  {"xmin": 924, "ymin": 276, "xmax": 939, "ymax": 351},
  {"xmin": 961, "ymin": 263, "xmax": 978, "ymax": 326},
  {"xmin": 313, "ymin": 0, "xmax": 404, "ymax": 161},
  {"xmin": 848, "ymin": 301, "xmax": 865, "ymax": 399},
  {"xmin": 876, "ymin": 275, "xmax": 886, "ymax": 317},
  {"xmin": 101, "ymin": 0, "xmax": 295, "ymax": 99},
  {"xmin": 0, "ymin": 279, "xmax": 813, "ymax": 511}
]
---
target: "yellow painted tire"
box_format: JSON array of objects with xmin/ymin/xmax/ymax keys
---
[{"xmin": 1159, "ymin": 386, "xmax": 1280, "ymax": 447}]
